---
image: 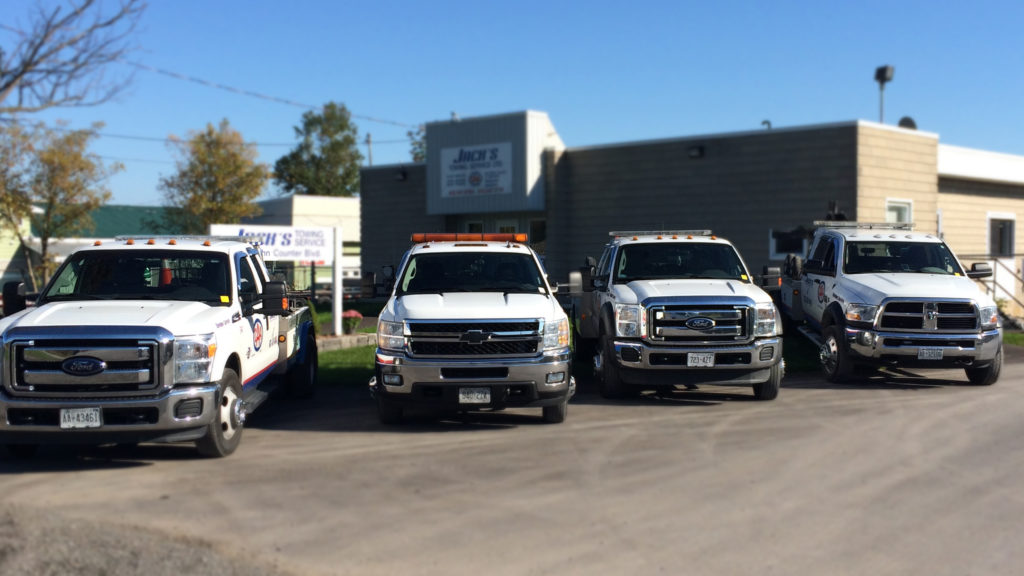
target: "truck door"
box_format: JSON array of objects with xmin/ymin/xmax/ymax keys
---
[
  {"xmin": 235, "ymin": 251, "xmax": 280, "ymax": 390},
  {"xmin": 578, "ymin": 244, "xmax": 613, "ymax": 340},
  {"xmin": 801, "ymin": 235, "xmax": 838, "ymax": 327}
]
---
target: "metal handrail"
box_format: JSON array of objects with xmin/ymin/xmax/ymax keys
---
[{"xmin": 958, "ymin": 254, "xmax": 1024, "ymax": 312}]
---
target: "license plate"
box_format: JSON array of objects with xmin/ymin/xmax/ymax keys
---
[
  {"xmin": 918, "ymin": 348, "xmax": 944, "ymax": 360},
  {"xmin": 458, "ymin": 387, "xmax": 491, "ymax": 404},
  {"xmin": 60, "ymin": 407, "xmax": 102, "ymax": 429},
  {"xmin": 687, "ymin": 353, "xmax": 715, "ymax": 367}
]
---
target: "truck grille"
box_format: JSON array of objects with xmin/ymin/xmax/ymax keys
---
[
  {"xmin": 648, "ymin": 304, "xmax": 750, "ymax": 343},
  {"xmin": 407, "ymin": 319, "xmax": 542, "ymax": 358},
  {"xmin": 879, "ymin": 300, "xmax": 979, "ymax": 332},
  {"xmin": 3, "ymin": 327, "xmax": 172, "ymax": 399}
]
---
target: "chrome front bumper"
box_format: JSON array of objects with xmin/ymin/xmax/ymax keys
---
[
  {"xmin": 845, "ymin": 326, "xmax": 1002, "ymax": 365},
  {"xmin": 609, "ymin": 337, "xmax": 783, "ymax": 386}
]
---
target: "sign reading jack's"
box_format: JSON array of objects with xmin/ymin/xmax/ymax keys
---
[{"xmin": 441, "ymin": 142, "xmax": 511, "ymax": 198}]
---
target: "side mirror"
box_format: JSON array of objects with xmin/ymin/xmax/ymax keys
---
[
  {"xmin": 760, "ymin": 266, "xmax": 782, "ymax": 292},
  {"xmin": 967, "ymin": 262, "xmax": 993, "ymax": 279},
  {"xmin": 3, "ymin": 282, "xmax": 27, "ymax": 316},
  {"xmin": 262, "ymin": 281, "xmax": 288, "ymax": 316}
]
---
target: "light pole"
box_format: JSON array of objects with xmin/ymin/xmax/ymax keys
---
[{"xmin": 875, "ymin": 65, "xmax": 894, "ymax": 123}]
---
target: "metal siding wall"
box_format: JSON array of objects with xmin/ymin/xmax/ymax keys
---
[
  {"xmin": 426, "ymin": 114, "xmax": 530, "ymax": 215},
  {"xmin": 855, "ymin": 126, "xmax": 939, "ymax": 232},
  {"xmin": 939, "ymin": 177, "xmax": 1024, "ymax": 256},
  {"xmin": 359, "ymin": 165, "xmax": 445, "ymax": 278},
  {"xmin": 544, "ymin": 126, "xmax": 859, "ymax": 280}
]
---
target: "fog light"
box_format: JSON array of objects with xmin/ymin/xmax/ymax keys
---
[
  {"xmin": 759, "ymin": 346, "xmax": 774, "ymax": 361},
  {"xmin": 855, "ymin": 331, "xmax": 876, "ymax": 347},
  {"xmin": 620, "ymin": 347, "xmax": 641, "ymax": 363},
  {"xmin": 383, "ymin": 374, "xmax": 402, "ymax": 386},
  {"xmin": 546, "ymin": 372, "xmax": 565, "ymax": 384},
  {"xmin": 174, "ymin": 398, "xmax": 203, "ymax": 419}
]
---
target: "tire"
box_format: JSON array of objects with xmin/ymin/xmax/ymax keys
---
[
  {"xmin": 288, "ymin": 339, "xmax": 318, "ymax": 398},
  {"xmin": 820, "ymin": 325, "xmax": 853, "ymax": 383},
  {"xmin": 377, "ymin": 396, "xmax": 404, "ymax": 425},
  {"xmin": 6, "ymin": 444, "xmax": 38, "ymax": 459},
  {"xmin": 598, "ymin": 332, "xmax": 629, "ymax": 399},
  {"xmin": 542, "ymin": 400, "xmax": 568, "ymax": 423},
  {"xmin": 965, "ymin": 345, "xmax": 1001, "ymax": 386},
  {"xmin": 195, "ymin": 368, "xmax": 244, "ymax": 458},
  {"xmin": 753, "ymin": 361, "xmax": 783, "ymax": 400}
]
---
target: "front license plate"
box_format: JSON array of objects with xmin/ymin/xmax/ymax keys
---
[
  {"xmin": 918, "ymin": 348, "xmax": 944, "ymax": 360},
  {"xmin": 687, "ymin": 353, "xmax": 715, "ymax": 367},
  {"xmin": 459, "ymin": 387, "xmax": 491, "ymax": 404},
  {"xmin": 60, "ymin": 407, "xmax": 102, "ymax": 429}
]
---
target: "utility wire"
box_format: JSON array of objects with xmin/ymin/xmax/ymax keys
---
[{"xmin": 121, "ymin": 60, "xmax": 416, "ymax": 128}]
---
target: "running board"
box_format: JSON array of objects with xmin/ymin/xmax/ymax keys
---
[
  {"xmin": 244, "ymin": 379, "xmax": 280, "ymax": 413},
  {"xmin": 797, "ymin": 325, "xmax": 824, "ymax": 348}
]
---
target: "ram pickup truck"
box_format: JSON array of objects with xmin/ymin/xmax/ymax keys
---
[
  {"xmin": 572, "ymin": 231, "xmax": 784, "ymax": 400},
  {"xmin": 370, "ymin": 233, "xmax": 575, "ymax": 424},
  {"xmin": 779, "ymin": 222, "xmax": 1002, "ymax": 384},
  {"xmin": 0, "ymin": 236, "xmax": 318, "ymax": 458}
]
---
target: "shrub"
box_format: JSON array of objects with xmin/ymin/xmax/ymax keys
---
[{"xmin": 341, "ymin": 309, "xmax": 363, "ymax": 334}]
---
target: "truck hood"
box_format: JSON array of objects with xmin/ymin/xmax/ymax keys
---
[
  {"xmin": 843, "ymin": 273, "xmax": 996, "ymax": 306},
  {"xmin": 613, "ymin": 279, "xmax": 771, "ymax": 305},
  {"xmin": 0, "ymin": 300, "xmax": 232, "ymax": 335},
  {"xmin": 385, "ymin": 292, "xmax": 564, "ymax": 321}
]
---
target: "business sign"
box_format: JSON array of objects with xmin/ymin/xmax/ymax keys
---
[
  {"xmin": 209, "ymin": 224, "xmax": 335, "ymax": 264},
  {"xmin": 440, "ymin": 142, "xmax": 512, "ymax": 198}
]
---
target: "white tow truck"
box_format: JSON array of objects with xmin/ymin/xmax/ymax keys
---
[
  {"xmin": 0, "ymin": 236, "xmax": 318, "ymax": 458},
  {"xmin": 778, "ymin": 222, "xmax": 1002, "ymax": 384},
  {"xmin": 571, "ymin": 231, "xmax": 784, "ymax": 399},
  {"xmin": 369, "ymin": 233, "xmax": 575, "ymax": 424}
]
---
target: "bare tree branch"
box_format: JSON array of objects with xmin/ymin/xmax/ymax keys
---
[{"xmin": 0, "ymin": 0, "xmax": 145, "ymax": 116}]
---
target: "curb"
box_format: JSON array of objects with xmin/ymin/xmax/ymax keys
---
[{"xmin": 319, "ymin": 333, "xmax": 375, "ymax": 352}]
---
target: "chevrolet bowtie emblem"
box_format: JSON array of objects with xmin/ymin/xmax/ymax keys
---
[{"xmin": 460, "ymin": 330, "xmax": 492, "ymax": 344}]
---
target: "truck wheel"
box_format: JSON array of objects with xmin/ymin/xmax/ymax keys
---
[
  {"xmin": 6, "ymin": 444, "xmax": 39, "ymax": 459},
  {"xmin": 195, "ymin": 368, "xmax": 244, "ymax": 458},
  {"xmin": 598, "ymin": 333, "xmax": 630, "ymax": 399},
  {"xmin": 542, "ymin": 400, "xmax": 568, "ymax": 423},
  {"xmin": 965, "ymin": 346, "xmax": 1001, "ymax": 386},
  {"xmin": 377, "ymin": 397, "xmax": 404, "ymax": 425},
  {"xmin": 821, "ymin": 325, "xmax": 853, "ymax": 383},
  {"xmin": 753, "ymin": 361, "xmax": 783, "ymax": 400},
  {"xmin": 288, "ymin": 339, "xmax": 318, "ymax": 398}
]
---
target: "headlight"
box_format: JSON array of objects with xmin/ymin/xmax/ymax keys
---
[
  {"xmin": 979, "ymin": 305, "xmax": 1000, "ymax": 330},
  {"xmin": 544, "ymin": 317, "xmax": 570, "ymax": 351},
  {"xmin": 845, "ymin": 303, "xmax": 879, "ymax": 325},
  {"xmin": 754, "ymin": 303, "xmax": 781, "ymax": 337},
  {"xmin": 174, "ymin": 334, "xmax": 217, "ymax": 384},
  {"xmin": 377, "ymin": 320, "xmax": 407, "ymax": 351},
  {"xmin": 615, "ymin": 303, "xmax": 644, "ymax": 338}
]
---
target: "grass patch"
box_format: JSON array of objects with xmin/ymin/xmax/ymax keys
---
[
  {"xmin": 1004, "ymin": 330, "xmax": 1024, "ymax": 347},
  {"xmin": 318, "ymin": 345, "xmax": 375, "ymax": 387}
]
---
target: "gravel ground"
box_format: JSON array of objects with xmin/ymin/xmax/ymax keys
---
[{"xmin": 0, "ymin": 503, "xmax": 295, "ymax": 576}]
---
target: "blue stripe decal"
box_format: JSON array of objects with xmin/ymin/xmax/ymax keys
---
[{"xmin": 243, "ymin": 361, "xmax": 276, "ymax": 389}]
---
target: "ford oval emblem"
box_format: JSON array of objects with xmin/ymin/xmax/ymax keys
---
[
  {"xmin": 685, "ymin": 317, "xmax": 715, "ymax": 330},
  {"xmin": 61, "ymin": 356, "xmax": 107, "ymax": 376}
]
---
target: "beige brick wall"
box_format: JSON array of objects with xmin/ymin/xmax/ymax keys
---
[{"xmin": 855, "ymin": 126, "xmax": 939, "ymax": 231}]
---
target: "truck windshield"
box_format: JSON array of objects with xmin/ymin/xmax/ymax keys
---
[
  {"xmin": 614, "ymin": 243, "xmax": 749, "ymax": 282},
  {"xmin": 843, "ymin": 241, "xmax": 964, "ymax": 275},
  {"xmin": 39, "ymin": 250, "xmax": 231, "ymax": 306},
  {"xmin": 396, "ymin": 252, "xmax": 547, "ymax": 295}
]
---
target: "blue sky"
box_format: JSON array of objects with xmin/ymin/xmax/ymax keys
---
[{"xmin": 20, "ymin": 0, "xmax": 1024, "ymax": 206}]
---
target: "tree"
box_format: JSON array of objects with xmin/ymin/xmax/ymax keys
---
[
  {"xmin": 159, "ymin": 119, "xmax": 267, "ymax": 234},
  {"xmin": 0, "ymin": 0, "xmax": 145, "ymax": 116},
  {"xmin": 0, "ymin": 121, "xmax": 119, "ymax": 287},
  {"xmin": 408, "ymin": 124, "xmax": 426, "ymax": 163},
  {"xmin": 274, "ymin": 101, "xmax": 363, "ymax": 197}
]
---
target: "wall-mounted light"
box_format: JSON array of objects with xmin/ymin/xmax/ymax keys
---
[{"xmin": 687, "ymin": 146, "xmax": 705, "ymax": 159}]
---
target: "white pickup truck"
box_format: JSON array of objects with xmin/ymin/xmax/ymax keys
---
[
  {"xmin": 370, "ymin": 233, "xmax": 575, "ymax": 424},
  {"xmin": 779, "ymin": 222, "xmax": 1002, "ymax": 384},
  {"xmin": 572, "ymin": 231, "xmax": 784, "ymax": 400},
  {"xmin": 0, "ymin": 236, "xmax": 318, "ymax": 458}
]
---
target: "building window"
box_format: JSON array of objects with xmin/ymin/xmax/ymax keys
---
[
  {"xmin": 990, "ymin": 218, "xmax": 1015, "ymax": 257},
  {"xmin": 497, "ymin": 219, "xmax": 517, "ymax": 234},
  {"xmin": 886, "ymin": 200, "xmax": 913, "ymax": 224},
  {"xmin": 466, "ymin": 221, "xmax": 483, "ymax": 233},
  {"xmin": 769, "ymin": 229, "xmax": 809, "ymax": 260}
]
